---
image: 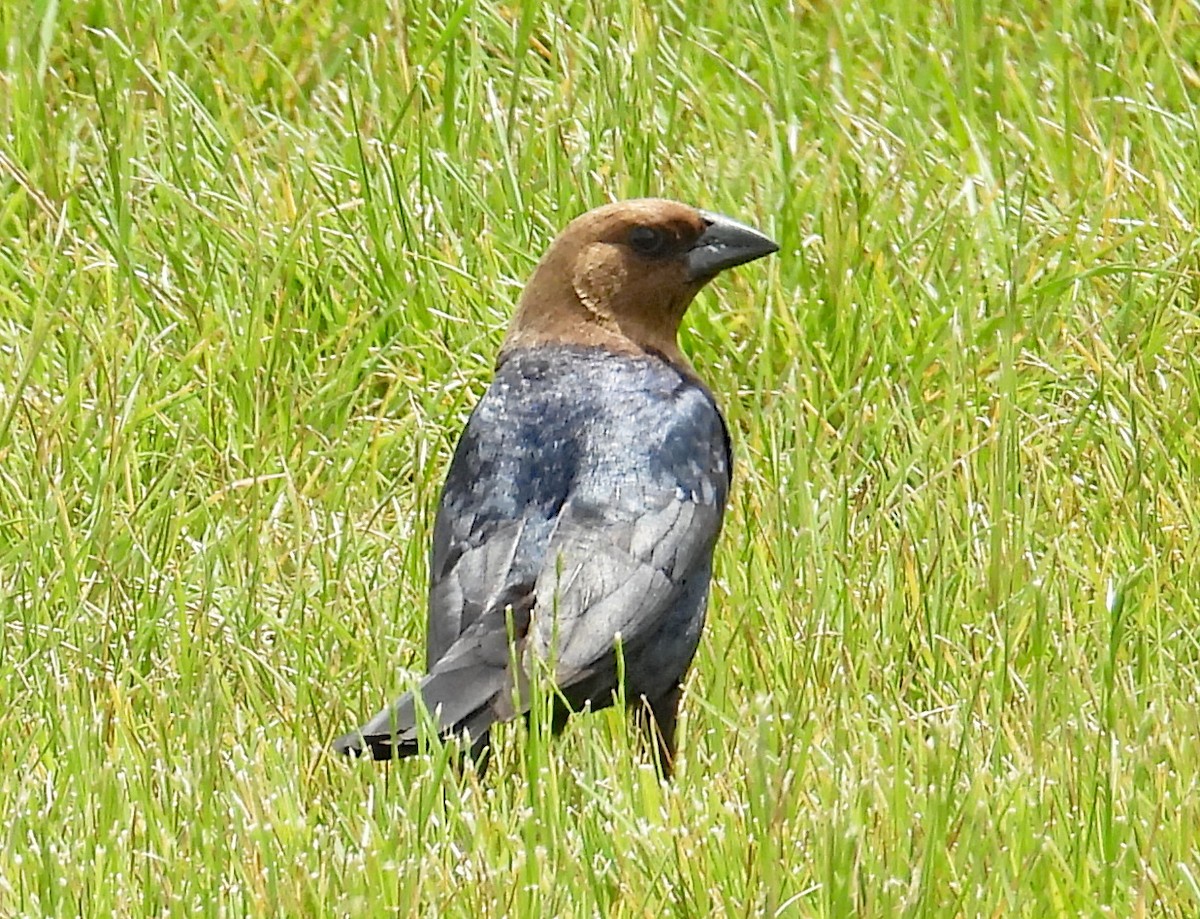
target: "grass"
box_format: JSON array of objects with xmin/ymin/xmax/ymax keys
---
[{"xmin": 2, "ymin": 0, "xmax": 1199, "ymax": 914}]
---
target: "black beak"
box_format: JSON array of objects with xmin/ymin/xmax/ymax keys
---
[{"xmin": 685, "ymin": 210, "xmax": 779, "ymax": 282}]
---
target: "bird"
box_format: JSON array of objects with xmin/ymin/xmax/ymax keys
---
[{"xmin": 333, "ymin": 198, "xmax": 778, "ymax": 776}]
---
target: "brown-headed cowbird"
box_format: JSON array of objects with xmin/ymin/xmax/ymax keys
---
[{"xmin": 333, "ymin": 199, "xmax": 778, "ymax": 775}]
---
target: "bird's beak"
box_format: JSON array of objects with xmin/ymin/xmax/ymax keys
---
[{"xmin": 685, "ymin": 211, "xmax": 780, "ymax": 282}]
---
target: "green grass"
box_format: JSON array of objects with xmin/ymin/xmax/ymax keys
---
[{"xmin": 2, "ymin": 0, "xmax": 1199, "ymax": 914}]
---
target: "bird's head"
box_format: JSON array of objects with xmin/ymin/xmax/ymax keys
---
[{"xmin": 502, "ymin": 199, "xmax": 778, "ymax": 368}]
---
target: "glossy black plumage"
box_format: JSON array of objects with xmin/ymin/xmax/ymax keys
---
[
  {"xmin": 333, "ymin": 199, "xmax": 777, "ymax": 774},
  {"xmin": 334, "ymin": 345, "xmax": 729, "ymax": 761}
]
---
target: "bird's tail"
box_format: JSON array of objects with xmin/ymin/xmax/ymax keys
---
[
  {"xmin": 332, "ymin": 662, "xmax": 511, "ymax": 761},
  {"xmin": 334, "ymin": 593, "xmax": 534, "ymax": 760}
]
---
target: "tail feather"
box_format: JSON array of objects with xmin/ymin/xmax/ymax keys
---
[
  {"xmin": 332, "ymin": 662, "xmax": 511, "ymax": 760},
  {"xmin": 335, "ymin": 596, "xmax": 534, "ymax": 760}
]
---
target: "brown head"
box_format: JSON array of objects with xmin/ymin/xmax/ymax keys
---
[{"xmin": 500, "ymin": 199, "xmax": 778, "ymax": 370}]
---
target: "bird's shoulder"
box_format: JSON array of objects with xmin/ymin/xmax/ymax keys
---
[
  {"xmin": 457, "ymin": 344, "xmax": 728, "ymax": 486},
  {"xmin": 431, "ymin": 345, "xmax": 729, "ymax": 569}
]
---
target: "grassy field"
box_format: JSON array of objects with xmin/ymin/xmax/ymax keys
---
[{"xmin": 2, "ymin": 0, "xmax": 1200, "ymax": 914}]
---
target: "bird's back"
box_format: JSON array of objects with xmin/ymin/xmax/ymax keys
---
[{"xmin": 425, "ymin": 344, "xmax": 732, "ymax": 670}]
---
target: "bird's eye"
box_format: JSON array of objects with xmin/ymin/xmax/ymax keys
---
[{"xmin": 628, "ymin": 225, "xmax": 668, "ymax": 257}]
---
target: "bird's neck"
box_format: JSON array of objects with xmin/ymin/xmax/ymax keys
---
[
  {"xmin": 503, "ymin": 301, "xmax": 691, "ymax": 369},
  {"xmin": 500, "ymin": 257, "xmax": 703, "ymax": 383}
]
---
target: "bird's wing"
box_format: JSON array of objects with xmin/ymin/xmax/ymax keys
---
[
  {"xmin": 426, "ymin": 515, "xmax": 538, "ymax": 667},
  {"xmin": 425, "ymin": 357, "xmax": 729, "ymax": 710},
  {"xmin": 525, "ymin": 472, "xmax": 726, "ymax": 686},
  {"xmin": 423, "ymin": 379, "xmax": 577, "ymax": 667}
]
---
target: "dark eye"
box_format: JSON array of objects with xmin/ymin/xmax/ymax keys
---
[{"xmin": 628, "ymin": 225, "xmax": 668, "ymax": 257}]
